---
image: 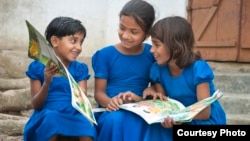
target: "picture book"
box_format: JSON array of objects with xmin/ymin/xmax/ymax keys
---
[
  {"xmin": 119, "ymin": 89, "xmax": 223, "ymax": 124},
  {"xmin": 25, "ymin": 20, "xmax": 97, "ymax": 125}
]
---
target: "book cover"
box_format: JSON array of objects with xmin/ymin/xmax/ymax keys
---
[
  {"xmin": 119, "ymin": 89, "xmax": 223, "ymax": 124},
  {"xmin": 26, "ymin": 20, "xmax": 97, "ymax": 125}
]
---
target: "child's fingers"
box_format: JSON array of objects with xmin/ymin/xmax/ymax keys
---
[
  {"xmin": 143, "ymin": 92, "xmax": 152, "ymax": 99},
  {"xmin": 107, "ymin": 102, "xmax": 118, "ymax": 111},
  {"xmin": 46, "ymin": 59, "xmax": 52, "ymax": 67},
  {"xmin": 107, "ymin": 96, "xmax": 123, "ymax": 111},
  {"xmin": 161, "ymin": 117, "xmax": 174, "ymax": 128}
]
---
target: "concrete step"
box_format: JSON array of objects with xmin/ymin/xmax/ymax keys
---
[
  {"xmin": 208, "ymin": 61, "xmax": 250, "ymax": 73},
  {"xmin": 219, "ymin": 93, "xmax": 250, "ymax": 115},
  {"xmin": 219, "ymin": 93, "xmax": 250, "ymax": 125},
  {"xmin": 209, "ymin": 62, "xmax": 250, "ymax": 124},
  {"xmin": 226, "ymin": 114, "xmax": 250, "ymax": 125},
  {"xmin": 214, "ymin": 73, "xmax": 250, "ymax": 94},
  {"xmin": 209, "ymin": 61, "xmax": 250, "ymax": 94}
]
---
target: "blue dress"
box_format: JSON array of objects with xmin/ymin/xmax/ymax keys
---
[
  {"xmin": 144, "ymin": 60, "xmax": 226, "ymax": 141},
  {"xmin": 23, "ymin": 60, "xmax": 97, "ymax": 141},
  {"xmin": 92, "ymin": 43, "xmax": 155, "ymax": 141}
]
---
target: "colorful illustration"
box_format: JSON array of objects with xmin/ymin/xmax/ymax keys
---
[
  {"xmin": 29, "ymin": 39, "xmax": 40, "ymax": 59},
  {"xmin": 68, "ymin": 73, "xmax": 96, "ymax": 123},
  {"xmin": 133, "ymin": 99, "xmax": 183, "ymax": 115},
  {"xmin": 119, "ymin": 89, "xmax": 223, "ymax": 124},
  {"xmin": 120, "ymin": 98, "xmax": 185, "ymax": 124},
  {"xmin": 26, "ymin": 20, "xmax": 97, "ymax": 125}
]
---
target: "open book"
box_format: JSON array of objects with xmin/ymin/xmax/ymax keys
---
[
  {"xmin": 92, "ymin": 89, "xmax": 223, "ymax": 124},
  {"xmin": 118, "ymin": 89, "xmax": 223, "ymax": 124},
  {"xmin": 25, "ymin": 20, "xmax": 97, "ymax": 125}
]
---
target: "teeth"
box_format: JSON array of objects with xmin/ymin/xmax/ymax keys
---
[{"xmin": 72, "ymin": 52, "xmax": 79, "ymax": 56}]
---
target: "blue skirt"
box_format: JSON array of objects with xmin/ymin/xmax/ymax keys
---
[
  {"xmin": 23, "ymin": 101, "xmax": 97, "ymax": 141},
  {"xmin": 95, "ymin": 110, "xmax": 148, "ymax": 141},
  {"xmin": 144, "ymin": 123, "xmax": 173, "ymax": 141}
]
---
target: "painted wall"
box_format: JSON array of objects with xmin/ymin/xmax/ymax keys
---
[{"xmin": 0, "ymin": 0, "xmax": 188, "ymax": 57}]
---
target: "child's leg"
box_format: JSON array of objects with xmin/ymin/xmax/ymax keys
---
[
  {"xmin": 49, "ymin": 135, "xmax": 58, "ymax": 141},
  {"xmin": 80, "ymin": 136, "xmax": 92, "ymax": 141}
]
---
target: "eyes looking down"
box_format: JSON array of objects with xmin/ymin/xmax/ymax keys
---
[{"xmin": 118, "ymin": 15, "xmax": 146, "ymax": 41}]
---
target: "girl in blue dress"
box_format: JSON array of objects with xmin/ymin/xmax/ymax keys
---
[
  {"xmin": 23, "ymin": 17, "xmax": 96, "ymax": 141},
  {"xmin": 143, "ymin": 16, "xmax": 226, "ymax": 141},
  {"xmin": 91, "ymin": 1, "xmax": 155, "ymax": 141}
]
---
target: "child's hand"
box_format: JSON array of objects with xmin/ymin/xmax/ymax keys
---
[
  {"xmin": 118, "ymin": 91, "xmax": 142, "ymax": 103},
  {"xmin": 44, "ymin": 60, "xmax": 58, "ymax": 83},
  {"xmin": 143, "ymin": 87, "xmax": 167, "ymax": 100},
  {"xmin": 161, "ymin": 116, "xmax": 182, "ymax": 128},
  {"xmin": 106, "ymin": 95, "xmax": 123, "ymax": 111}
]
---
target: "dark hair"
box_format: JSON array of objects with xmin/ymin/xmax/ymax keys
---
[
  {"xmin": 119, "ymin": 0, "xmax": 155, "ymax": 33},
  {"xmin": 45, "ymin": 16, "xmax": 86, "ymax": 46},
  {"xmin": 150, "ymin": 16, "xmax": 201, "ymax": 68}
]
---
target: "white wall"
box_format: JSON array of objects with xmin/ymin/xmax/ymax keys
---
[
  {"xmin": 0, "ymin": 0, "xmax": 188, "ymax": 57},
  {"xmin": 105, "ymin": 0, "xmax": 188, "ymax": 47}
]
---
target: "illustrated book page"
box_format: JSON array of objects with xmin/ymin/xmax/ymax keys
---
[{"xmin": 119, "ymin": 89, "xmax": 223, "ymax": 124}]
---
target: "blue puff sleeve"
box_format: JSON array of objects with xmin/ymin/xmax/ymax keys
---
[
  {"xmin": 73, "ymin": 61, "xmax": 90, "ymax": 82},
  {"xmin": 193, "ymin": 60, "xmax": 214, "ymax": 86},
  {"xmin": 25, "ymin": 60, "xmax": 45, "ymax": 82},
  {"xmin": 91, "ymin": 50, "xmax": 109, "ymax": 79},
  {"xmin": 149, "ymin": 63, "xmax": 161, "ymax": 83}
]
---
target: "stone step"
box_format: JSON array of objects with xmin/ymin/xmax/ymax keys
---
[
  {"xmin": 209, "ymin": 61, "xmax": 250, "ymax": 93},
  {"xmin": 208, "ymin": 62, "xmax": 250, "ymax": 124},
  {"xmin": 226, "ymin": 114, "xmax": 250, "ymax": 125},
  {"xmin": 214, "ymin": 73, "xmax": 250, "ymax": 94},
  {"xmin": 219, "ymin": 93, "xmax": 250, "ymax": 125},
  {"xmin": 219, "ymin": 93, "xmax": 250, "ymax": 115},
  {"xmin": 208, "ymin": 61, "xmax": 250, "ymax": 73}
]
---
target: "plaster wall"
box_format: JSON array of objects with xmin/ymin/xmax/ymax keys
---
[{"xmin": 0, "ymin": 0, "xmax": 188, "ymax": 57}]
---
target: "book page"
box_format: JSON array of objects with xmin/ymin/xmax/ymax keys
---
[
  {"xmin": 119, "ymin": 89, "xmax": 223, "ymax": 124},
  {"xmin": 120, "ymin": 98, "xmax": 185, "ymax": 124},
  {"xmin": 67, "ymin": 70, "xmax": 97, "ymax": 125},
  {"xmin": 36, "ymin": 32, "xmax": 58, "ymax": 65},
  {"xmin": 171, "ymin": 89, "xmax": 223, "ymax": 122}
]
